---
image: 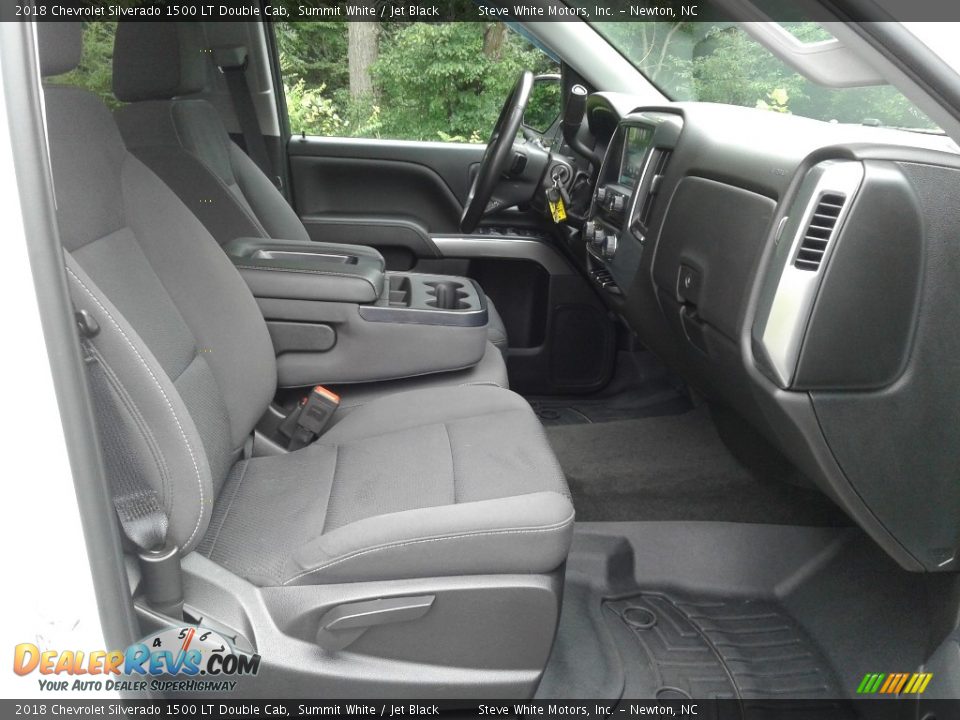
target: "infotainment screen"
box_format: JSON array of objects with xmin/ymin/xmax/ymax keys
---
[{"xmin": 620, "ymin": 125, "xmax": 654, "ymax": 188}]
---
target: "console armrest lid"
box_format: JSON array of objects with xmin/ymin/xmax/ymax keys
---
[{"xmin": 225, "ymin": 237, "xmax": 385, "ymax": 303}]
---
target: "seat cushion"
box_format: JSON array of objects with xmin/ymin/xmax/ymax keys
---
[
  {"xmin": 487, "ymin": 300, "xmax": 509, "ymax": 356},
  {"xmin": 198, "ymin": 384, "xmax": 574, "ymax": 586},
  {"xmin": 330, "ymin": 340, "xmax": 508, "ymax": 426}
]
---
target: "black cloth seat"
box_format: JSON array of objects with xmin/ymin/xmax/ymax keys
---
[{"xmin": 38, "ymin": 23, "xmax": 573, "ymax": 588}]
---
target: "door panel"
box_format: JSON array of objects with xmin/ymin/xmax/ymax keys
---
[
  {"xmin": 289, "ymin": 138, "xmax": 482, "ymax": 267},
  {"xmin": 288, "ymin": 137, "xmax": 559, "ymax": 261},
  {"xmin": 289, "ymin": 137, "xmax": 482, "ymax": 217}
]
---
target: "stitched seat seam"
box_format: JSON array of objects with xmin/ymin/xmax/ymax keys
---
[
  {"xmin": 319, "ymin": 444, "xmax": 340, "ymax": 536},
  {"xmin": 91, "ymin": 346, "xmax": 173, "ymax": 510},
  {"xmin": 317, "ymin": 407, "xmax": 527, "ymax": 446},
  {"xmin": 204, "ymin": 459, "xmax": 250, "ymax": 558},
  {"xmin": 282, "ymin": 509, "xmax": 575, "ymax": 585},
  {"xmin": 443, "ymin": 422, "xmax": 457, "ymax": 505},
  {"xmin": 67, "ymin": 266, "xmax": 206, "ymax": 548}
]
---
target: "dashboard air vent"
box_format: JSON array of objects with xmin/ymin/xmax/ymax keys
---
[
  {"xmin": 794, "ymin": 192, "xmax": 845, "ymax": 271},
  {"xmin": 638, "ymin": 149, "xmax": 672, "ymax": 227}
]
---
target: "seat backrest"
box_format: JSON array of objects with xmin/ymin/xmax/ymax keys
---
[
  {"xmin": 111, "ymin": 21, "xmax": 309, "ymax": 245},
  {"xmin": 38, "ymin": 22, "xmax": 278, "ymax": 553}
]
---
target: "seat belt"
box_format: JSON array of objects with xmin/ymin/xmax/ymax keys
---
[
  {"xmin": 76, "ymin": 309, "xmax": 184, "ymax": 619},
  {"xmin": 278, "ymin": 385, "xmax": 341, "ymax": 451},
  {"xmin": 214, "ymin": 46, "xmax": 280, "ymax": 190}
]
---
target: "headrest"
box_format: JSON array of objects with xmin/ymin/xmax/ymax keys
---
[
  {"xmin": 37, "ymin": 22, "xmax": 82, "ymax": 77},
  {"xmin": 112, "ymin": 22, "xmax": 206, "ymax": 102}
]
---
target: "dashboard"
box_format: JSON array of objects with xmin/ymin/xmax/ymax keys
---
[
  {"xmin": 581, "ymin": 110, "xmax": 682, "ymax": 295},
  {"xmin": 570, "ymin": 94, "xmax": 960, "ymax": 575}
]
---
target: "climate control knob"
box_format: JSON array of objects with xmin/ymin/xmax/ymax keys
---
[
  {"xmin": 584, "ymin": 221, "xmax": 596, "ymax": 240},
  {"xmin": 592, "ymin": 226, "xmax": 606, "ymax": 247},
  {"xmin": 613, "ymin": 195, "xmax": 625, "ymax": 212},
  {"xmin": 596, "ymin": 187, "xmax": 607, "ymax": 203},
  {"xmin": 604, "ymin": 233, "xmax": 619, "ymax": 259}
]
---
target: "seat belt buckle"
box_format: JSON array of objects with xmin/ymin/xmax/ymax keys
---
[
  {"xmin": 299, "ymin": 385, "xmax": 340, "ymax": 434},
  {"xmin": 286, "ymin": 386, "xmax": 340, "ymax": 450}
]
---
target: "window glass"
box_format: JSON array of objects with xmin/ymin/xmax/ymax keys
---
[
  {"xmin": 275, "ymin": 21, "xmax": 559, "ymax": 142},
  {"xmin": 47, "ymin": 22, "xmax": 120, "ymax": 109},
  {"xmin": 588, "ymin": 20, "xmax": 939, "ymax": 132}
]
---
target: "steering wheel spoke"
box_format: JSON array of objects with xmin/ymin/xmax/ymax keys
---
[
  {"xmin": 460, "ymin": 71, "xmax": 534, "ymax": 234},
  {"xmin": 486, "ymin": 195, "xmax": 510, "ymax": 214}
]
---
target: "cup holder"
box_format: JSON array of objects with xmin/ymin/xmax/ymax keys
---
[
  {"xmin": 425, "ymin": 280, "xmax": 470, "ymax": 310},
  {"xmin": 388, "ymin": 275, "xmax": 411, "ymax": 307}
]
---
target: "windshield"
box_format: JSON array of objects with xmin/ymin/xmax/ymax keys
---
[{"xmin": 587, "ymin": 20, "xmax": 940, "ymax": 132}]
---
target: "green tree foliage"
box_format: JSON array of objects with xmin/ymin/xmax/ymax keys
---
[
  {"xmin": 278, "ymin": 22, "xmax": 557, "ymax": 141},
  {"xmin": 50, "ymin": 22, "xmax": 119, "ymax": 108},
  {"xmin": 275, "ymin": 20, "xmax": 349, "ymax": 93},
  {"xmin": 58, "ymin": 20, "xmax": 937, "ymax": 141},
  {"xmin": 371, "ymin": 23, "xmax": 554, "ymax": 141},
  {"xmin": 524, "ymin": 78, "xmax": 562, "ymax": 134}
]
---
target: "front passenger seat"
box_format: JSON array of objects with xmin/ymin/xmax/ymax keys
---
[
  {"xmin": 39, "ymin": 22, "xmax": 572, "ymax": 697},
  {"xmin": 110, "ymin": 21, "xmax": 509, "ymax": 356}
]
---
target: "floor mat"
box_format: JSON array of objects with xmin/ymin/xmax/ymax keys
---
[
  {"xmin": 604, "ymin": 592, "xmax": 843, "ymax": 700},
  {"xmin": 547, "ymin": 407, "xmax": 850, "ymax": 526},
  {"xmin": 538, "ymin": 523, "xmax": 933, "ymax": 712}
]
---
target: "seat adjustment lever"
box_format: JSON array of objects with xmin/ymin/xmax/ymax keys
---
[{"xmin": 316, "ymin": 595, "xmax": 435, "ymax": 651}]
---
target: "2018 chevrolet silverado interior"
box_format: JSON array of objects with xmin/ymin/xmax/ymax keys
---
[{"xmin": 12, "ymin": 8, "xmax": 960, "ymax": 706}]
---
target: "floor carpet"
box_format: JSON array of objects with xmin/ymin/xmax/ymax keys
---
[
  {"xmin": 527, "ymin": 350, "xmax": 692, "ymax": 426},
  {"xmin": 546, "ymin": 406, "xmax": 850, "ymax": 526}
]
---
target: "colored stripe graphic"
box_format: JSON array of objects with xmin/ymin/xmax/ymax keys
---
[
  {"xmin": 904, "ymin": 673, "xmax": 933, "ymax": 694},
  {"xmin": 858, "ymin": 672, "xmax": 933, "ymax": 695},
  {"xmin": 904, "ymin": 674, "xmax": 920, "ymax": 694},
  {"xmin": 857, "ymin": 673, "xmax": 886, "ymax": 694},
  {"xmin": 879, "ymin": 674, "xmax": 897, "ymax": 693},
  {"xmin": 892, "ymin": 673, "xmax": 910, "ymax": 694}
]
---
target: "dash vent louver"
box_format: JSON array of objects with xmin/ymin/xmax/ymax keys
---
[
  {"xmin": 794, "ymin": 192, "xmax": 846, "ymax": 271},
  {"xmin": 638, "ymin": 149, "xmax": 672, "ymax": 228}
]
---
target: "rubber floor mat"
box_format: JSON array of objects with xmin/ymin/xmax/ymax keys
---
[
  {"xmin": 529, "ymin": 403, "xmax": 592, "ymax": 426},
  {"xmin": 603, "ymin": 591, "xmax": 850, "ymax": 712}
]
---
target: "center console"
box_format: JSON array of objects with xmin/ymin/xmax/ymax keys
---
[
  {"xmin": 581, "ymin": 112, "xmax": 683, "ymax": 297},
  {"xmin": 224, "ymin": 237, "xmax": 490, "ymax": 388}
]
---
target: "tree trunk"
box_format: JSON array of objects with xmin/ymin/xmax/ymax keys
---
[
  {"xmin": 483, "ymin": 23, "xmax": 508, "ymax": 60},
  {"xmin": 348, "ymin": 22, "xmax": 379, "ymax": 100}
]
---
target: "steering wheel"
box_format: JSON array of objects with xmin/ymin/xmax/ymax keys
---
[{"xmin": 460, "ymin": 70, "xmax": 534, "ymax": 233}]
